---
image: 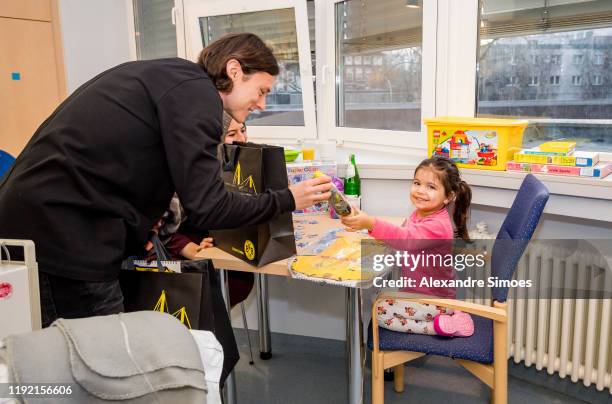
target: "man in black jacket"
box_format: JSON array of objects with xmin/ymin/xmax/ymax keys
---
[{"xmin": 0, "ymin": 33, "xmax": 332, "ymax": 327}]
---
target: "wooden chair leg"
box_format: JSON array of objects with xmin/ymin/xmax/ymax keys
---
[
  {"xmin": 393, "ymin": 364, "xmax": 405, "ymax": 393},
  {"xmin": 372, "ymin": 352, "xmax": 385, "ymax": 404},
  {"xmin": 493, "ymin": 303, "xmax": 508, "ymax": 404}
]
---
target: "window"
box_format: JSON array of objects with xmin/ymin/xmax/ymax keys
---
[
  {"xmin": 355, "ymin": 67, "xmax": 363, "ymax": 81},
  {"xmin": 478, "ymin": 0, "xmax": 612, "ymax": 151},
  {"xmin": 530, "ymin": 54, "xmax": 538, "ymax": 64},
  {"xmin": 345, "ymin": 56, "xmax": 353, "ymax": 65},
  {"xmin": 132, "ymin": 0, "xmax": 177, "ymax": 59},
  {"xmin": 507, "ymin": 76, "xmax": 518, "ymax": 86},
  {"xmin": 346, "ymin": 68, "xmax": 354, "ymax": 81},
  {"xmin": 509, "ymin": 52, "xmax": 517, "ymax": 65},
  {"xmin": 333, "ymin": 0, "xmax": 427, "ymax": 134}
]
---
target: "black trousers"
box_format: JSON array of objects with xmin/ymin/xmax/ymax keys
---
[{"xmin": 39, "ymin": 272, "xmax": 124, "ymax": 328}]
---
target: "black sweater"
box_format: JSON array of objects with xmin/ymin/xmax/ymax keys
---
[{"xmin": 0, "ymin": 58, "xmax": 294, "ymax": 281}]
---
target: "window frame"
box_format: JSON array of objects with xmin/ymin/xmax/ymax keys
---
[{"xmin": 179, "ymin": 0, "xmax": 318, "ymax": 141}]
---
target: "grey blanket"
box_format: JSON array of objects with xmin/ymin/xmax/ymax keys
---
[{"xmin": 0, "ymin": 311, "xmax": 207, "ymax": 403}]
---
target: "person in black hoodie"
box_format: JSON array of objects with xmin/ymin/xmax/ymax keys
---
[{"xmin": 0, "ymin": 33, "xmax": 332, "ymax": 327}]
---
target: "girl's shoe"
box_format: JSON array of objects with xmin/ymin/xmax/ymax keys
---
[{"xmin": 433, "ymin": 311, "xmax": 474, "ymax": 337}]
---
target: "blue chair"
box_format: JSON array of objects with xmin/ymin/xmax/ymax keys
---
[
  {"xmin": 0, "ymin": 150, "xmax": 15, "ymax": 177},
  {"xmin": 369, "ymin": 174, "xmax": 550, "ymax": 404}
]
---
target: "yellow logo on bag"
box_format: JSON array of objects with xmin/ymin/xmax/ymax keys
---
[
  {"xmin": 153, "ymin": 290, "xmax": 192, "ymax": 329},
  {"xmin": 233, "ymin": 162, "xmax": 257, "ymax": 194},
  {"xmin": 244, "ymin": 240, "xmax": 255, "ymax": 260}
]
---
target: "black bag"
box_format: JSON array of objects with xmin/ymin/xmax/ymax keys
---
[
  {"xmin": 119, "ymin": 237, "xmax": 239, "ymax": 384},
  {"xmin": 211, "ymin": 142, "xmax": 296, "ymax": 266}
]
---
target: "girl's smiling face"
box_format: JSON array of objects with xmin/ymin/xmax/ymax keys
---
[{"xmin": 410, "ymin": 166, "xmax": 452, "ymax": 217}]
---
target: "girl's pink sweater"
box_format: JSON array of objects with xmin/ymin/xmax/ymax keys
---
[{"xmin": 369, "ymin": 208, "xmax": 456, "ymax": 298}]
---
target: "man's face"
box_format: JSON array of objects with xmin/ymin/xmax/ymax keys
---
[{"xmin": 221, "ymin": 66, "xmax": 275, "ymax": 123}]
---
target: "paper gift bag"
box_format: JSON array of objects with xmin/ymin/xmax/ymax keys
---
[
  {"xmin": 211, "ymin": 142, "xmax": 296, "ymax": 267},
  {"xmin": 119, "ymin": 237, "xmax": 239, "ymax": 384}
]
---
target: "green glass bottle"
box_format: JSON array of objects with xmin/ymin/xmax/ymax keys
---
[{"xmin": 344, "ymin": 154, "xmax": 361, "ymax": 208}]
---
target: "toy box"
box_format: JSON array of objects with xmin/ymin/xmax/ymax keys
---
[
  {"xmin": 425, "ymin": 117, "xmax": 528, "ymax": 170},
  {"xmin": 287, "ymin": 161, "xmax": 337, "ymax": 214}
]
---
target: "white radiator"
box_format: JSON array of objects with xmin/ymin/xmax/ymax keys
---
[{"xmin": 466, "ymin": 242, "xmax": 612, "ymax": 395}]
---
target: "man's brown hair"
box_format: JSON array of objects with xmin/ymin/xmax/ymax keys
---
[{"xmin": 197, "ymin": 33, "xmax": 279, "ymax": 93}]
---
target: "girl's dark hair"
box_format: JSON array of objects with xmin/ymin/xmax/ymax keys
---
[
  {"xmin": 415, "ymin": 156, "xmax": 472, "ymax": 241},
  {"xmin": 197, "ymin": 33, "xmax": 279, "ymax": 92}
]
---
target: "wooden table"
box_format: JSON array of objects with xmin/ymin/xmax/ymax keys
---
[{"xmin": 196, "ymin": 215, "xmax": 402, "ymax": 404}]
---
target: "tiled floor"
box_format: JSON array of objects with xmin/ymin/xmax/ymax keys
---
[{"xmin": 230, "ymin": 330, "xmax": 602, "ymax": 404}]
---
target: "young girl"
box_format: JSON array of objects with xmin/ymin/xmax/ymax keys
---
[{"xmin": 341, "ymin": 156, "xmax": 474, "ymax": 337}]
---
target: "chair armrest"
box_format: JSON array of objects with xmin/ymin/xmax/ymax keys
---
[{"xmin": 374, "ymin": 292, "xmax": 507, "ymax": 323}]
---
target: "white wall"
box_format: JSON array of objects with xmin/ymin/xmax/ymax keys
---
[{"xmin": 58, "ymin": 0, "xmax": 134, "ymax": 94}]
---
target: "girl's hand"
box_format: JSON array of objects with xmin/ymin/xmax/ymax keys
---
[
  {"xmin": 180, "ymin": 242, "xmax": 202, "ymax": 260},
  {"xmin": 200, "ymin": 237, "xmax": 214, "ymax": 249},
  {"xmin": 340, "ymin": 206, "xmax": 375, "ymax": 231}
]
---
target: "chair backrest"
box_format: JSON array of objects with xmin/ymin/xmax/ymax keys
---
[
  {"xmin": 491, "ymin": 174, "xmax": 549, "ymax": 302},
  {"xmin": 0, "ymin": 150, "xmax": 16, "ymax": 177}
]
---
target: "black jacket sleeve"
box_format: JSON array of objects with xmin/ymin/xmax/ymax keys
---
[{"xmin": 156, "ymin": 77, "xmax": 295, "ymax": 231}]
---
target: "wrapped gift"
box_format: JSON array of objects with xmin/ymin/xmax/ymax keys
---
[{"xmin": 286, "ymin": 161, "xmax": 337, "ymax": 214}]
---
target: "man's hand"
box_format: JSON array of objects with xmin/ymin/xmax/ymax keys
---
[
  {"xmin": 340, "ymin": 206, "xmax": 375, "ymax": 232},
  {"xmin": 289, "ymin": 176, "xmax": 333, "ymax": 211}
]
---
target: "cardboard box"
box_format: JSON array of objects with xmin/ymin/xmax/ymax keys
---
[{"xmin": 506, "ymin": 161, "xmax": 612, "ymax": 178}]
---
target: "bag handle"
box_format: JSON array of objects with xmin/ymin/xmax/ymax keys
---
[
  {"xmin": 125, "ymin": 234, "xmax": 172, "ymax": 272},
  {"xmin": 221, "ymin": 144, "xmax": 239, "ymax": 172},
  {"xmin": 150, "ymin": 234, "xmax": 170, "ymax": 261}
]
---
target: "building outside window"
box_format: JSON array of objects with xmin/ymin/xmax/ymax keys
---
[{"xmin": 477, "ymin": 0, "xmax": 612, "ymax": 151}]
